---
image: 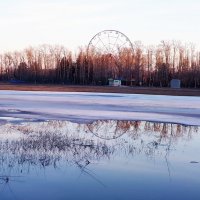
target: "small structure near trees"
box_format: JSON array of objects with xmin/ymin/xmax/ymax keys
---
[
  {"xmin": 108, "ymin": 78, "xmax": 121, "ymax": 87},
  {"xmin": 170, "ymin": 79, "xmax": 181, "ymax": 89}
]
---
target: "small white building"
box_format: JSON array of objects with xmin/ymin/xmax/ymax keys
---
[
  {"xmin": 108, "ymin": 79, "xmax": 121, "ymax": 87},
  {"xmin": 170, "ymin": 79, "xmax": 181, "ymax": 89}
]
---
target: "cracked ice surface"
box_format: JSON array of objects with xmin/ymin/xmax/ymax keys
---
[{"xmin": 0, "ymin": 90, "xmax": 200, "ymax": 125}]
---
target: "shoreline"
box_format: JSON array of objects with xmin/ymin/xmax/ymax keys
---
[
  {"xmin": 0, "ymin": 117, "xmax": 199, "ymax": 127},
  {"xmin": 0, "ymin": 83, "xmax": 200, "ymax": 96}
]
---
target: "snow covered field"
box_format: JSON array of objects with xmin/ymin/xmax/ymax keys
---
[{"xmin": 0, "ymin": 90, "xmax": 200, "ymax": 126}]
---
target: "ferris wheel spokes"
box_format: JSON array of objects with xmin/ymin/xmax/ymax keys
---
[{"xmin": 87, "ymin": 30, "xmax": 134, "ymax": 59}]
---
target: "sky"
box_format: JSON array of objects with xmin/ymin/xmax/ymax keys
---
[{"xmin": 0, "ymin": 0, "xmax": 200, "ymax": 52}]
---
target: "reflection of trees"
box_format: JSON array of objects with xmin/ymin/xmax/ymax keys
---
[
  {"xmin": 0, "ymin": 120, "xmax": 198, "ymax": 175},
  {"xmin": 87, "ymin": 120, "xmax": 142, "ymax": 140}
]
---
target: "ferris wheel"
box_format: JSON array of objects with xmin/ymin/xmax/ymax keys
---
[{"xmin": 87, "ymin": 30, "xmax": 134, "ymax": 56}]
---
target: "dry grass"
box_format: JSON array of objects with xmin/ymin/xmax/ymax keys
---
[{"xmin": 0, "ymin": 83, "xmax": 200, "ymax": 96}]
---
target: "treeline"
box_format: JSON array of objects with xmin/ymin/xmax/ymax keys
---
[{"xmin": 0, "ymin": 41, "xmax": 200, "ymax": 88}]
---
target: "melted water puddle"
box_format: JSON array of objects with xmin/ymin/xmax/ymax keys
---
[{"xmin": 0, "ymin": 120, "xmax": 199, "ymax": 200}]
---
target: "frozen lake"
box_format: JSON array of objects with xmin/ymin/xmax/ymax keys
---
[
  {"xmin": 0, "ymin": 91, "xmax": 200, "ymax": 200},
  {"xmin": 0, "ymin": 90, "xmax": 200, "ymax": 125}
]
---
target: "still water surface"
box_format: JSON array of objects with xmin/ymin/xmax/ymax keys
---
[{"xmin": 0, "ymin": 120, "xmax": 199, "ymax": 200}]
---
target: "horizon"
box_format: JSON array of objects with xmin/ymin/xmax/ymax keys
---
[{"xmin": 0, "ymin": 0, "xmax": 200, "ymax": 53}]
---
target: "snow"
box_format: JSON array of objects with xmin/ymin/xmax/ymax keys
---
[{"xmin": 0, "ymin": 90, "xmax": 200, "ymax": 126}]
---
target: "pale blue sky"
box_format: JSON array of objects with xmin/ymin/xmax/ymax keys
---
[{"xmin": 0, "ymin": 0, "xmax": 200, "ymax": 52}]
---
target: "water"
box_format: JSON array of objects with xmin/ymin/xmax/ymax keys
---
[{"xmin": 0, "ymin": 120, "xmax": 199, "ymax": 200}]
